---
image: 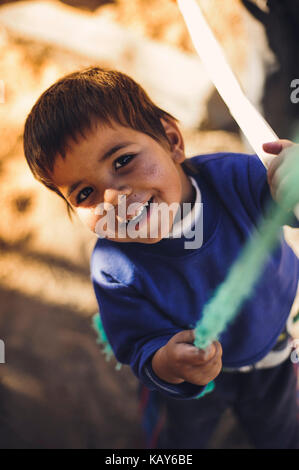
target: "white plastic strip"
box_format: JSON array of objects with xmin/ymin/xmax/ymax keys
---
[{"xmin": 177, "ymin": 0, "xmax": 278, "ymax": 169}]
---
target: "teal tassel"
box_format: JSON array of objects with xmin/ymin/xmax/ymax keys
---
[
  {"xmin": 195, "ymin": 380, "xmax": 215, "ymax": 399},
  {"xmin": 92, "ymin": 313, "xmax": 122, "ymax": 370}
]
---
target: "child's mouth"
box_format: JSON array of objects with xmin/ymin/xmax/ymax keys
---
[{"xmin": 126, "ymin": 196, "xmax": 154, "ymax": 229}]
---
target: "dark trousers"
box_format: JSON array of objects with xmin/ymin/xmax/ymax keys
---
[{"xmin": 140, "ymin": 360, "xmax": 299, "ymax": 449}]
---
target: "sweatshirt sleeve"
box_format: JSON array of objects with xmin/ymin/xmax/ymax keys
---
[
  {"xmin": 247, "ymin": 154, "xmax": 299, "ymax": 228},
  {"xmin": 91, "ymin": 269, "xmax": 206, "ymax": 399}
]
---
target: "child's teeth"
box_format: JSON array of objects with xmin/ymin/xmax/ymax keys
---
[
  {"xmin": 127, "ymin": 201, "xmax": 149, "ymax": 222},
  {"xmin": 121, "ymin": 198, "xmax": 152, "ymax": 224}
]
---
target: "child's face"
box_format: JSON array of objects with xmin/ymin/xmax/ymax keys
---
[{"xmin": 51, "ymin": 119, "xmax": 194, "ymax": 244}]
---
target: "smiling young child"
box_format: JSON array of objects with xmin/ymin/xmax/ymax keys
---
[{"xmin": 23, "ymin": 67, "xmax": 299, "ymax": 449}]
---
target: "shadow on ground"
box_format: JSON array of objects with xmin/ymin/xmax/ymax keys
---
[{"xmin": 0, "ymin": 285, "xmax": 142, "ymax": 449}]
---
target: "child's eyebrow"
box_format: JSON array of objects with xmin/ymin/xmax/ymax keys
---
[
  {"xmin": 99, "ymin": 142, "xmax": 133, "ymax": 162},
  {"xmin": 67, "ymin": 180, "xmax": 83, "ymax": 198},
  {"xmin": 66, "ymin": 142, "xmax": 133, "ymax": 198}
]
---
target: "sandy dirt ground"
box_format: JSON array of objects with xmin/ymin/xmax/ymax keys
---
[{"xmin": 0, "ymin": 0, "xmax": 298, "ymax": 449}]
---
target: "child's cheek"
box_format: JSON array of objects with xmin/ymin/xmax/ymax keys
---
[{"xmin": 76, "ymin": 207, "xmax": 98, "ymax": 233}]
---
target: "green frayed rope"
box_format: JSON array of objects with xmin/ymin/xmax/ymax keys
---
[{"xmin": 194, "ymin": 146, "xmax": 299, "ymax": 349}]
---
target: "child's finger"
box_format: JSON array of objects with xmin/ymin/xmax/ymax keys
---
[
  {"xmin": 172, "ymin": 329, "xmax": 195, "ymax": 345},
  {"xmin": 267, "ymin": 147, "xmax": 295, "ymax": 187},
  {"xmin": 194, "ymin": 352, "xmax": 223, "ymax": 383},
  {"xmin": 182, "ymin": 344, "xmax": 223, "ymax": 384},
  {"xmin": 267, "ymin": 142, "xmax": 297, "ymax": 186},
  {"xmin": 275, "ymin": 173, "xmax": 296, "ymax": 209},
  {"xmin": 268, "ymin": 145, "xmax": 299, "ymax": 201},
  {"xmin": 202, "ymin": 342, "xmax": 217, "ymax": 360},
  {"xmin": 173, "ymin": 342, "xmax": 212, "ymax": 364},
  {"xmin": 263, "ymin": 140, "xmax": 293, "ymax": 155},
  {"xmin": 179, "ymin": 340, "xmax": 221, "ymax": 366},
  {"xmin": 263, "ymin": 141, "xmax": 283, "ymax": 155},
  {"xmin": 267, "ymin": 154, "xmax": 285, "ymax": 187}
]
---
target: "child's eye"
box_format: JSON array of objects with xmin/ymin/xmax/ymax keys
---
[
  {"xmin": 114, "ymin": 154, "xmax": 136, "ymax": 170},
  {"xmin": 76, "ymin": 187, "xmax": 93, "ymax": 204}
]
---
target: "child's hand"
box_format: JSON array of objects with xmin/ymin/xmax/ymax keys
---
[
  {"xmin": 263, "ymin": 139, "xmax": 299, "ymax": 202},
  {"xmin": 151, "ymin": 330, "xmax": 222, "ymax": 386}
]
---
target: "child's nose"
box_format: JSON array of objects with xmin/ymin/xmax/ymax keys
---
[{"xmin": 103, "ymin": 187, "xmax": 132, "ymax": 210}]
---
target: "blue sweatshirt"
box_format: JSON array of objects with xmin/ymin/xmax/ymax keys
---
[{"xmin": 91, "ymin": 153, "xmax": 299, "ymax": 399}]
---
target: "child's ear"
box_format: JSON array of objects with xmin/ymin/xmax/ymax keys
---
[{"xmin": 160, "ymin": 117, "xmax": 185, "ymax": 163}]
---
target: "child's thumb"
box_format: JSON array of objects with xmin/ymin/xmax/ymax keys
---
[
  {"xmin": 174, "ymin": 329, "xmax": 196, "ymax": 344},
  {"xmin": 202, "ymin": 342, "xmax": 217, "ymax": 360},
  {"xmin": 174, "ymin": 332, "xmax": 219, "ymax": 361}
]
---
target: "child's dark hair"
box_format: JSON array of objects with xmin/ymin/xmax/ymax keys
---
[{"xmin": 23, "ymin": 66, "xmax": 177, "ymax": 212}]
